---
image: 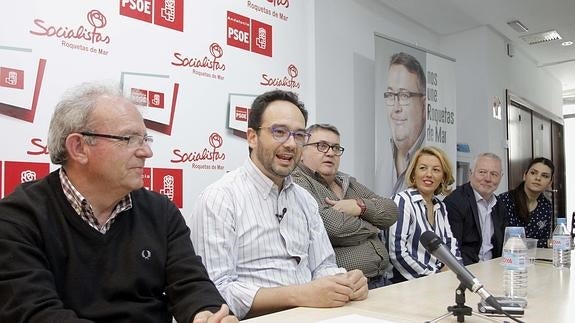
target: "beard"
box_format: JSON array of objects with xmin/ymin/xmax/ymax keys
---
[{"xmin": 254, "ymin": 141, "xmax": 299, "ymax": 181}]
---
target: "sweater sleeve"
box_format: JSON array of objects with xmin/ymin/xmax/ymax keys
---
[
  {"xmin": 0, "ymin": 191, "xmax": 93, "ymax": 323},
  {"xmin": 163, "ymin": 197, "xmax": 228, "ymax": 322}
]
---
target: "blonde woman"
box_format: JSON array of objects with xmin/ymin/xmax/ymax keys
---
[{"xmin": 387, "ymin": 146, "xmax": 460, "ymax": 283}]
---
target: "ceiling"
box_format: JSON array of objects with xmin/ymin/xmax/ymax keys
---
[{"xmin": 376, "ymin": 0, "xmax": 575, "ymax": 97}]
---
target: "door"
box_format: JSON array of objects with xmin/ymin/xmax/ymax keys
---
[
  {"xmin": 532, "ymin": 113, "xmax": 552, "ymax": 159},
  {"xmin": 507, "ymin": 102, "xmax": 532, "ymax": 190},
  {"xmin": 552, "ymin": 123, "xmax": 566, "ymax": 218}
]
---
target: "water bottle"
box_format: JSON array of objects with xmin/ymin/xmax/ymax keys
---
[
  {"xmin": 552, "ymin": 218, "xmax": 571, "ymax": 269},
  {"xmin": 501, "ymin": 229, "xmax": 528, "ymax": 300}
]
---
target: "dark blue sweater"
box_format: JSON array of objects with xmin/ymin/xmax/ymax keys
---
[{"xmin": 0, "ymin": 170, "xmax": 226, "ymax": 323}]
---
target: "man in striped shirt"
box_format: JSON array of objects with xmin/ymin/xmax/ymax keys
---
[{"xmin": 188, "ymin": 90, "xmax": 368, "ymax": 319}]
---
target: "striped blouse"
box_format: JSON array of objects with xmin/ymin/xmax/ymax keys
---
[{"xmin": 387, "ymin": 188, "xmax": 461, "ymax": 281}]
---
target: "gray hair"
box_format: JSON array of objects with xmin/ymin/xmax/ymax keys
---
[
  {"xmin": 470, "ymin": 152, "xmax": 502, "ymax": 172},
  {"xmin": 306, "ymin": 123, "xmax": 340, "ymax": 136},
  {"xmin": 47, "ymin": 82, "xmax": 123, "ymax": 165}
]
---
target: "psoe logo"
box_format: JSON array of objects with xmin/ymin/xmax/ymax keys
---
[
  {"xmin": 0, "ymin": 67, "xmax": 24, "ymax": 89},
  {"xmin": 30, "ymin": 9, "xmax": 111, "ymax": 44},
  {"xmin": 171, "ymin": 43, "xmax": 226, "ymax": 71},
  {"xmin": 227, "ymin": 11, "xmax": 272, "ymax": 57},
  {"xmin": 235, "ymin": 106, "xmax": 248, "ymax": 122},
  {"xmin": 130, "ymin": 87, "xmax": 165, "ymax": 109},
  {"xmin": 260, "ymin": 64, "xmax": 300, "ymax": 89},
  {"xmin": 120, "ymin": 0, "xmax": 184, "ymax": 32}
]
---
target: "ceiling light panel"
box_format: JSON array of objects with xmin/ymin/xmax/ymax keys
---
[
  {"xmin": 520, "ymin": 30, "xmax": 562, "ymax": 45},
  {"xmin": 507, "ymin": 20, "xmax": 529, "ymax": 33}
]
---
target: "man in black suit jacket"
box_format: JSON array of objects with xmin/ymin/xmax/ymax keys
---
[{"xmin": 444, "ymin": 153, "xmax": 506, "ymax": 266}]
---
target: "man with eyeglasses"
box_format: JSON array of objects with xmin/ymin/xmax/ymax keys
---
[
  {"xmin": 384, "ymin": 52, "xmax": 427, "ymax": 196},
  {"xmin": 188, "ymin": 90, "xmax": 368, "ymax": 319},
  {"xmin": 0, "ymin": 82, "xmax": 237, "ymax": 323},
  {"xmin": 444, "ymin": 153, "xmax": 506, "ymax": 265},
  {"xmin": 292, "ymin": 124, "xmax": 398, "ymax": 289}
]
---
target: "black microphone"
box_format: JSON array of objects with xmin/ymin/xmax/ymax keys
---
[
  {"xmin": 420, "ymin": 231, "xmax": 503, "ymax": 313},
  {"xmin": 276, "ymin": 208, "xmax": 287, "ymax": 222}
]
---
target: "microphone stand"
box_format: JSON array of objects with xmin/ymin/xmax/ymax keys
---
[{"xmin": 425, "ymin": 283, "xmax": 504, "ymax": 323}]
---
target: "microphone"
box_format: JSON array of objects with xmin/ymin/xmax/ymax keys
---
[
  {"xmin": 420, "ymin": 231, "xmax": 503, "ymax": 313},
  {"xmin": 276, "ymin": 208, "xmax": 287, "ymax": 222}
]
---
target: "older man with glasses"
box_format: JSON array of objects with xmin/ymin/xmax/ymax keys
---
[
  {"xmin": 0, "ymin": 81, "xmax": 237, "ymax": 323},
  {"xmin": 188, "ymin": 91, "xmax": 368, "ymax": 319},
  {"xmin": 292, "ymin": 124, "xmax": 398, "ymax": 289}
]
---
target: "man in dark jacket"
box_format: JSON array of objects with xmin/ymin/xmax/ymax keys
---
[{"xmin": 444, "ymin": 153, "xmax": 506, "ymax": 266}]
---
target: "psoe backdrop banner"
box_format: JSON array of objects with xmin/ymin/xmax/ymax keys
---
[
  {"xmin": 374, "ymin": 34, "xmax": 456, "ymax": 198},
  {"xmin": 0, "ymin": 0, "xmax": 312, "ymax": 215}
]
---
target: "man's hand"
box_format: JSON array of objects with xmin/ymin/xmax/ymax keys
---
[
  {"xmin": 192, "ymin": 304, "xmax": 238, "ymax": 323},
  {"xmin": 325, "ymin": 198, "xmax": 361, "ymax": 216},
  {"xmin": 296, "ymin": 274, "xmax": 354, "ymax": 308},
  {"xmin": 346, "ymin": 269, "xmax": 368, "ymax": 300}
]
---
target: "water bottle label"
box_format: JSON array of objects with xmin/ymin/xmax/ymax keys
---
[
  {"xmin": 553, "ymin": 235, "xmax": 571, "ymax": 251},
  {"xmin": 501, "ymin": 251, "xmax": 527, "ymax": 270}
]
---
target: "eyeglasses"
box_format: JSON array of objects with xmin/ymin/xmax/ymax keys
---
[
  {"xmin": 258, "ymin": 126, "xmax": 311, "ymax": 146},
  {"xmin": 304, "ymin": 141, "xmax": 345, "ymax": 156},
  {"xmin": 384, "ymin": 91, "xmax": 424, "ymax": 106},
  {"xmin": 80, "ymin": 132, "xmax": 153, "ymax": 148}
]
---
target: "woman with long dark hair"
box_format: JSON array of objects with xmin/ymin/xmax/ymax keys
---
[{"xmin": 499, "ymin": 157, "xmax": 555, "ymax": 247}]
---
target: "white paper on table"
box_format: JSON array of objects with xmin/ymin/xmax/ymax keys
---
[{"xmin": 318, "ymin": 314, "xmax": 396, "ymax": 323}]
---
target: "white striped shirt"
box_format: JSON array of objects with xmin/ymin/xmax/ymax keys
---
[
  {"xmin": 387, "ymin": 188, "xmax": 460, "ymax": 280},
  {"xmin": 187, "ymin": 159, "xmax": 345, "ymax": 318}
]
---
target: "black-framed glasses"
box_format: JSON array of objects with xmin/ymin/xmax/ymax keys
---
[
  {"xmin": 383, "ymin": 91, "xmax": 424, "ymax": 106},
  {"xmin": 80, "ymin": 132, "xmax": 153, "ymax": 148},
  {"xmin": 258, "ymin": 125, "xmax": 310, "ymax": 146},
  {"xmin": 304, "ymin": 141, "xmax": 345, "ymax": 156}
]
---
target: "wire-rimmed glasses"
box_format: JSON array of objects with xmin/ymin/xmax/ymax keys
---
[{"xmin": 80, "ymin": 132, "xmax": 153, "ymax": 148}]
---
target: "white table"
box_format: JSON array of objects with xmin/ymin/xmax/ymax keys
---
[{"xmin": 244, "ymin": 249, "xmax": 572, "ymax": 322}]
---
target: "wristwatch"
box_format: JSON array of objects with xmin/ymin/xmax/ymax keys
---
[{"xmin": 355, "ymin": 198, "xmax": 367, "ymax": 216}]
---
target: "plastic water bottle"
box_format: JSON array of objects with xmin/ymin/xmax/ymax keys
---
[
  {"xmin": 552, "ymin": 218, "xmax": 571, "ymax": 269},
  {"xmin": 502, "ymin": 235, "xmax": 528, "ymax": 300}
]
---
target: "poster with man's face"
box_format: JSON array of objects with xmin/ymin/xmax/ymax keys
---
[{"xmin": 374, "ymin": 36, "xmax": 456, "ymax": 198}]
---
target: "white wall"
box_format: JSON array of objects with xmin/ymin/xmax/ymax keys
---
[
  {"xmin": 313, "ymin": 0, "xmax": 563, "ymax": 194},
  {"xmin": 313, "ymin": 0, "xmax": 440, "ymax": 189},
  {"xmin": 441, "ymin": 26, "xmax": 563, "ymax": 193}
]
